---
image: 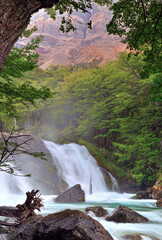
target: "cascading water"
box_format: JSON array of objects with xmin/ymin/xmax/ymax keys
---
[
  {"xmin": 43, "ymin": 140, "xmax": 108, "ymax": 194},
  {"xmin": 108, "ymin": 172, "xmax": 119, "ymax": 191},
  {"xmin": 0, "ymin": 169, "xmax": 32, "ymax": 196}
]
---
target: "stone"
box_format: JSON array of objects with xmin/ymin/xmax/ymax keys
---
[
  {"xmin": 0, "ymin": 225, "xmax": 8, "ymax": 234},
  {"xmin": 85, "ymin": 206, "xmax": 108, "ymax": 217},
  {"xmin": 134, "ymin": 188, "xmax": 152, "ymax": 199},
  {"xmin": 106, "ymin": 205, "xmax": 148, "ymax": 223},
  {"xmin": 152, "ymin": 180, "xmax": 162, "ymax": 208},
  {"xmin": 122, "ymin": 234, "xmax": 158, "ymax": 240},
  {"xmin": 8, "ymin": 210, "xmax": 113, "ymax": 240},
  {"xmin": 55, "ymin": 184, "xmax": 85, "ymax": 203},
  {"xmin": 37, "ymin": 209, "xmax": 113, "ymax": 240},
  {"xmin": 122, "ymin": 234, "xmax": 142, "ymax": 240},
  {"xmin": 156, "ymin": 198, "xmax": 162, "ymax": 207},
  {"xmin": 152, "ymin": 180, "xmax": 162, "ymax": 199},
  {"xmin": 8, "ymin": 215, "xmax": 43, "ymax": 240}
]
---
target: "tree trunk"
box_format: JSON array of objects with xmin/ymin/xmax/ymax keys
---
[{"xmin": 0, "ymin": 0, "xmax": 59, "ymax": 72}]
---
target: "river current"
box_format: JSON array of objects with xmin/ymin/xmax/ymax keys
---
[
  {"xmin": 0, "ymin": 140, "xmax": 162, "ymax": 239},
  {"xmin": 0, "ymin": 191, "xmax": 162, "ymax": 240}
]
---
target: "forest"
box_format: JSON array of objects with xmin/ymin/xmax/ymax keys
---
[{"xmin": 1, "ymin": 51, "xmax": 161, "ymax": 188}]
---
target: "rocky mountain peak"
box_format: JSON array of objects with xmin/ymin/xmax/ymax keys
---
[{"xmin": 18, "ymin": 5, "xmax": 125, "ymax": 69}]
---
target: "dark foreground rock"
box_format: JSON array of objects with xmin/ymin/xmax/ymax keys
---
[
  {"xmin": 106, "ymin": 205, "xmax": 148, "ymax": 223},
  {"xmin": 9, "ymin": 215, "xmax": 43, "ymax": 240},
  {"xmin": 0, "ymin": 225, "xmax": 8, "ymax": 234},
  {"xmin": 9, "ymin": 209, "xmax": 113, "ymax": 240},
  {"xmin": 55, "ymin": 184, "xmax": 85, "ymax": 203},
  {"xmin": 85, "ymin": 206, "xmax": 108, "ymax": 217}
]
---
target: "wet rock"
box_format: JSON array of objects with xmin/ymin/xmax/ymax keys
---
[
  {"xmin": 55, "ymin": 184, "xmax": 85, "ymax": 203},
  {"xmin": 85, "ymin": 206, "xmax": 108, "ymax": 217},
  {"xmin": 105, "ymin": 205, "xmax": 148, "ymax": 223},
  {"xmin": 134, "ymin": 188, "xmax": 152, "ymax": 199},
  {"xmin": 8, "ymin": 215, "xmax": 43, "ymax": 240},
  {"xmin": 156, "ymin": 198, "xmax": 162, "ymax": 207},
  {"xmin": 122, "ymin": 234, "xmax": 158, "ymax": 240},
  {"xmin": 152, "ymin": 180, "xmax": 162, "ymax": 199},
  {"xmin": 122, "ymin": 234, "xmax": 142, "ymax": 240},
  {"xmin": 0, "ymin": 225, "xmax": 8, "ymax": 234},
  {"xmin": 9, "ymin": 210, "xmax": 113, "ymax": 240},
  {"xmin": 37, "ymin": 209, "xmax": 113, "ymax": 240},
  {"xmin": 152, "ymin": 180, "xmax": 162, "ymax": 208}
]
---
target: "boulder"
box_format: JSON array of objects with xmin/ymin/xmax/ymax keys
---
[
  {"xmin": 133, "ymin": 188, "xmax": 152, "ymax": 199},
  {"xmin": 0, "ymin": 225, "xmax": 8, "ymax": 234},
  {"xmin": 85, "ymin": 206, "xmax": 108, "ymax": 217},
  {"xmin": 55, "ymin": 184, "xmax": 85, "ymax": 203},
  {"xmin": 8, "ymin": 215, "xmax": 43, "ymax": 240},
  {"xmin": 156, "ymin": 198, "xmax": 162, "ymax": 207},
  {"xmin": 37, "ymin": 209, "xmax": 113, "ymax": 240},
  {"xmin": 122, "ymin": 235, "xmax": 142, "ymax": 240},
  {"xmin": 152, "ymin": 180, "xmax": 162, "ymax": 208},
  {"xmin": 106, "ymin": 205, "xmax": 148, "ymax": 223},
  {"xmin": 9, "ymin": 210, "xmax": 113, "ymax": 240},
  {"xmin": 122, "ymin": 234, "xmax": 158, "ymax": 240},
  {"xmin": 152, "ymin": 180, "xmax": 162, "ymax": 199}
]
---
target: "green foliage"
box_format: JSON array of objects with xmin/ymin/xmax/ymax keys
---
[
  {"xmin": 78, "ymin": 139, "xmax": 125, "ymax": 180},
  {"xmin": 0, "ymin": 36, "xmax": 53, "ymax": 118},
  {"xmin": 45, "ymin": 0, "xmax": 112, "ymax": 32},
  {"xmin": 12, "ymin": 53, "xmax": 161, "ymax": 187},
  {"xmin": 106, "ymin": 0, "xmax": 162, "ymax": 78}
]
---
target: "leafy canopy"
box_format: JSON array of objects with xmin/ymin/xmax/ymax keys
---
[
  {"xmin": 106, "ymin": 0, "xmax": 162, "ymax": 77},
  {"xmin": 0, "ymin": 32, "xmax": 53, "ymax": 118}
]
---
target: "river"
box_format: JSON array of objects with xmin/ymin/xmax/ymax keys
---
[{"xmin": 0, "ymin": 140, "xmax": 162, "ymax": 239}]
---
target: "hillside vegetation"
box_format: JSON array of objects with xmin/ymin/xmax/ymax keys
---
[{"xmin": 1, "ymin": 52, "xmax": 161, "ymax": 188}]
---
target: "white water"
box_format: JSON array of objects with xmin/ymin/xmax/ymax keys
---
[
  {"xmin": 0, "ymin": 140, "xmax": 162, "ymax": 240},
  {"xmin": 41, "ymin": 193, "xmax": 162, "ymax": 240},
  {"xmin": 43, "ymin": 140, "xmax": 108, "ymax": 194},
  {"xmin": 0, "ymin": 170, "xmax": 32, "ymax": 196}
]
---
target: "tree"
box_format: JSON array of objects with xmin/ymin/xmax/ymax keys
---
[
  {"xmin": 0, "ymin": 35, "xmax": 53, "ymax": 118},
  {"xmin": 106, "ymin": 0, "xmax": 162, "ymax": 77},
  {"xmin": 0, "ymin": 0, "xmax": 94, "ymax": 72},
  {"xmin": 0, "ymin": 0, "xmax": 59, "ymax": 72}
]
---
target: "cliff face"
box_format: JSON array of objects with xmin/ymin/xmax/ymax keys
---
[{"xmin": 18, "ymin": 5, "xmax": 125, "ymax": 69}]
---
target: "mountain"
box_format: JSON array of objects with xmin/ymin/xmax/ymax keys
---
[{"xmin": 18, "ymin": 5, "xmax": 125, "ymax": 69}]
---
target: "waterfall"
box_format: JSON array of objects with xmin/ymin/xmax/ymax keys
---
[
  {"xmin": 0, "ymin": 170, "xmax": 32, "ymax": 196},
  {"xmin": 43, "ymin": 140, "xmax": 108, "ymax": 195},
  {"xmin": 108, "ymin": 172, "xmax": 119, "ymax": 191}
]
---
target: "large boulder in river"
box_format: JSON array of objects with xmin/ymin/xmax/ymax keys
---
[
  {"xmin": 106, "ymin": 205, "xmax": 148, "ymax": 223},
  {"xmin": 37, "ymin": 209, "xmax": 113, "ymax": 240},
  {"xmin": 85, "ymin": 206, "xmax": 108, "ymax": 217},
  {"xmin": 55, "ymin": 184, "xmax": 85, "ymax": 203},
  {"xmin": 9, "ymin": 210, "xmax": 113, "ymax": 240}
]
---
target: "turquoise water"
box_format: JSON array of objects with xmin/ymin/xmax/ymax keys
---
[
  {"xmin": 42, "ymin": 192, "xmax": 162, "ymax": 240},
  {"xmin": 0, "ymin": 192, "xmax": 162, "ymax": 240}
]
